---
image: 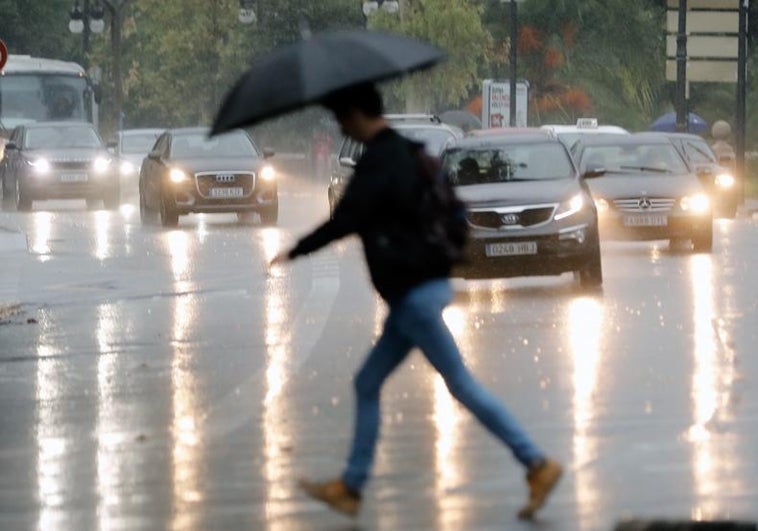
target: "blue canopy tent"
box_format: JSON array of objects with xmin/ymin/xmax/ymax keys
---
[{"xmin": 650, "ymin": 112, "xmax": 709, "ymax": 134}]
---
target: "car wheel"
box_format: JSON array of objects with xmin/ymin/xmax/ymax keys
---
[
  {"xmin": 159, "ymin": 192, "xmax": 179, "ymax": 228},
  {"xmin": 2, "ymin": 177, "xmax": 17, "ymax": 211},
  {"xmin": 259, "ymin": 201, "xmax": 278, "ymax": 226},
  {"xmin": 692, "ymin": 226, "xmax": 713, "ymax": 253},
  {"xmin": 139, "ymin": 190, "xmax": 157, "ymax": 225},
  {"xmin": 575, "ymin": 245, "xmax": 603, "ymax": 290},
  {"xmin": 15, "ymin": 179, "xmax": 32, "ymax": 212},
  {"xmin": 103, "ymin": 185, "xmax": 120, "ymax": 210}
]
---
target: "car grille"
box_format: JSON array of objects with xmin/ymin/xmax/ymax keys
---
[
  {"xmin": 50, "ymin": 159, "xmax": 91, "ymax": 170},
  {"xmin": 195, "ymin": 172, "xmax": 255, "ymax": 198},
  {"xmin": 613, "ymin": 197, "xmax": 676, "ymax": 212},
  {"xmin": 467, "ymin": 206, "xmax": 556, "ymax": 229}
]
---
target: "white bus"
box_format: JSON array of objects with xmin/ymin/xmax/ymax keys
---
[{"xmin": 0, "ymin": 54, "xmax": 100, "ymax": 136}]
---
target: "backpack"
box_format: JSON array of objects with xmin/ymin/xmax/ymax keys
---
[{"xmin": 413, "ymin": 148, "xmax": 469, "ymax": 266}]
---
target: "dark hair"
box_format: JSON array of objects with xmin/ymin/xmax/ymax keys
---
[{"xmin": 322, "ymin": 83, "xmax": 384, "ymax": 118}]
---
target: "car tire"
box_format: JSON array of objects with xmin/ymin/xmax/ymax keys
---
[
  {"xmin": 139, "ymin": 190, "xmax": 157, "ymax": 225},
  {"xmin": 2, "ymin": 178, "xmax": 17, "ymax": 211},
  {"xmin": 692, "ymin": 226, "xmax": 713, "ymax": 253},
  {"xmin": 576, "ymin": 245, "xmax": 603, "ymax": 290},
  {"xmin": 103, "ymin": 185, "xmax": 120, "ymax": 210},
  {"xmin": 159, "ymin": 192, "xmax": 179, "ymax": 228},
  {"xmin": 15, "ymin": 179, "xmax": 32, "ymax": 212},
  {"xmin": 259, "ymin": 201, "xmax": 278, "ymax": 226}
]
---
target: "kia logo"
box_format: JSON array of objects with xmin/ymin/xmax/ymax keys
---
[
  {"xmin": 216, "ymin": 174, "xmax": 235, "ymax": 183},
  {"xmin": 501, "ymin": 213, "xmax": 520, "ymax": 225}
]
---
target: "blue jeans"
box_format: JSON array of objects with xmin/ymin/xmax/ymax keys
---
[{"xmin": 341, "ymin": 278, "xmax": 545, "ymax": 492}]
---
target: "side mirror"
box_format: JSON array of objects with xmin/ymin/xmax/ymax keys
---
[
  {"xmin": 4, "ymin": 142, "xmax": 18, "ymax": 151},
  {"xmin": 148, "ymin": 149, "xmax": 162, "ymax": 161},
  {"xmin": 263, "ymin": 147, "xmax": 275, "ymax": 159},
  {"xmin": 582, "ymin": 167, "xmax": 606, "ymax": 179},
  {"xmin": 339, "ymin": 156, "xmax": 356, "ymax": 168}
]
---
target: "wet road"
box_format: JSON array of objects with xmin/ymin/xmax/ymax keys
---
[{"xmin": 1, "ymin": 178, "xmax": 757, "ymax": 530}]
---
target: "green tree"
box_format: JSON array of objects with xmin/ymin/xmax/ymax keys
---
[
  {"xmin": 0, "ymin": 0, "xmax": 80, "ymax": 61},
  {"xmin": 368, "ymin": 0, "xmax": 492, "ymax": 112}
]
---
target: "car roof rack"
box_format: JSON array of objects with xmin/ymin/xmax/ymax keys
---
[{"xmin": 384, "ymin": 113, "xmax": 442, "ymax": 124}]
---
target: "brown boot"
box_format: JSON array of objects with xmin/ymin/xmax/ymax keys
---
[
  {"xmin": 517, "ymin": 458, "xmax": 563, "ymax": 520},
  {"xmin": 298, "ymin": 477, "xmax": 361, "ymax": 517}
]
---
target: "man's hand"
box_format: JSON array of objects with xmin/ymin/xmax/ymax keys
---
[{"xmin": 269, "ymin": 250, "xmax": 292, "ymax": 271}]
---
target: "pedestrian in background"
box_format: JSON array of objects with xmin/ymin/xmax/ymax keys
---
[{"xmin": 270, "ymin": 82, "xmax": 562, "ymax": 521}]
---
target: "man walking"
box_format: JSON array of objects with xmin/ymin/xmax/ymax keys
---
[{"xmin": 270, "ymin": 83, "xmax": 562, "ymax": 520}]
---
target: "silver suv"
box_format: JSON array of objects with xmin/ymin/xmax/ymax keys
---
[{"xmin": 327, "ymin": 114, "xmax": 463, "ymax": 217}]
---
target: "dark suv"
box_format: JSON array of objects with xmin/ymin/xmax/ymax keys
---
[
  {"xmin": 0, "ymin": 121, "xmax": 119, "ymax": 211},
  {"xmin": 327, "ymin": 114, "xmax": 463, "ymax": 217}
]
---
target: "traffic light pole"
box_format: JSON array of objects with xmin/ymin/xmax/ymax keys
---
[
  {"xmin": 736, "ymin": 0, "xmax": 748, "ymax": 204},
  {"xmin": 675, "ymin": 0, "xmax": 688, "ymax": 132}
]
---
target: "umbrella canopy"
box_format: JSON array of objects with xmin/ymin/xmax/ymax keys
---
[
  {"xmin": 439, "ymin": 110, "xmax": 481, "ymax": 132},
  {"xmin": 211, "ymin": 30, "xmax": 445, "ymax": 135},
  {"xmin": 650, "ymin": 111, "xmax": 708, "ymax": 134}
]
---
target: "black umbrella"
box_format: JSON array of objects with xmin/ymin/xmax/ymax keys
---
[
  {"xmin": 210, "ymin": 29, "xmax": 445, "ymax": 136},
  {"xmin": 439, "ymin": 110, "xmax": 482, "ymax": 132}
]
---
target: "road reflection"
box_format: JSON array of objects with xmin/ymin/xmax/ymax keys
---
[
  {"xmin": 35, "ymin": 341, "xmax": 66, "ymax": 530},
  {"xmin": 567, "ymin": 296, "xmax": 605, "ymax": 527},
  {"xmin": 93, "ymin": 211, "xmax": 111, "ymax": 260},
  {"xmin": 30, "ymin": 212, "xmax": 53, "ymax": 261},
  {"xmin": 261, "ymin": 227, "xmax": 296, "ymax": 527},
  {"xmin": 95, "ymin": 303, "xmax": 121, "ymax": 528},
  {"xmin": 687, "ymin": 254, "xmax": 740, "ymax": 518},
  {"xmin": 164, "ymin": 230, "xmax": 204, "ymax": 528}
]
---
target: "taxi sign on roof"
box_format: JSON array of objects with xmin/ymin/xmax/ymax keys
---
[{"xmin": 576, "ymin": 118, "xmax": 598, "ymax": 129}]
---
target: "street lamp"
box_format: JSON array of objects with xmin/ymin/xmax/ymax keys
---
[
  {"xmin": 239, "ymin": 0, "xmax": 257, "ymax": 24},
  {"xmin": 501, "ymin": 0, "xmax": 525, "ymax": 127},
  {"xmin": 362, "ymin": 0, "xmax": 400, "ymax": 18},
  {"xmin": 68, "ymin": 0, "xmax": 106, "ymax": 68}
]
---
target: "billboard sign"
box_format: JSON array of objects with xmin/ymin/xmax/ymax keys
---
[{"xmin": 482, "ymin": 79, "xmax": 529, "ymax": 128}]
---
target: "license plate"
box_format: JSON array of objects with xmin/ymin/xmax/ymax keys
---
[
  {"xmin": 209, "ymin": 187, "xmax": 243, "ymax": 198},
  {"xmin": 485, "ymin": 241, "xmax": 538, "ymax": 257},
  {"xmin": 60, "ymin": 173, "xmax": 88, "ymax": 183},
  {"xmin": 623, "ymin": 214, "xmax": 668, "ymax": 227}
]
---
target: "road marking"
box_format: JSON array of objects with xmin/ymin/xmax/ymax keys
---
[{"xmin": 204, "ymin": 250, "xmax": 341, "ymax": 440}]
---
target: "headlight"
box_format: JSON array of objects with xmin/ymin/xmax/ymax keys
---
[
  {"xmin": 715, "ymin": 173, "xmax": 735, "ymax": 189},
  {"xmin": 93, "ymin": 157, "xmax": 111, "ymax": 174},
  {"xmin": 554, "ymin": 193, "xmax": 585, "ymax": 221},
  {"xmin": 260, "ymin": 165, "xmax": 276, "ymax": 181},
  {"xmin": 120, "ymin": 160, "xmax": 136, "ymax": 176},
  {"xmin": 169, "ymin": 168, "xmax": 189, "ymax": 183},
  {"xmin": 680, "ymin": 193, "xmax": 710, "ymax": 213},
  {"xmin": 594, "ymin": 198, "xmax": 609, "ymax": 213},
  {"xmin": 28, "ymin": 157, "xmax": 51, "ymax": 175}
]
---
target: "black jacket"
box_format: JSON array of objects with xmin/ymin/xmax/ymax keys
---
[{"xmin": 289, "ymin": 127, "xmax": 450, "ymax": 302}]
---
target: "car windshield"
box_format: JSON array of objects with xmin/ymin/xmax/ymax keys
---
[
  {"xmin": 396, "ymin": 127, "xmax": 455, "ymax": 156},
  {"xmin": 25, "ymin": 125, "xmax": 102, "ymax": 149},
  {"xmin": 442, "ymin": 142, "xmax": 574, "ymax": 185},
  {"xmin": 170, "ymin": 131, "xmax": 259, "ymax": 159},
  {"xmin": 122, "ymin": 132, "xmax": 161, "ymax": 154},
  {"xmin": 580, "ymin": 143, "xmax": 689, "ymax": 175}
]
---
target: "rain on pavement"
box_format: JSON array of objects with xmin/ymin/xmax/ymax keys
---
[{"xmin": 1, "ymin": 177, "xmax": 756, "ymax": 530}]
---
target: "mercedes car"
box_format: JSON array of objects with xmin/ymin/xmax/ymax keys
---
[
  {"xmin": 108, "ymin": 128, "xmax": 164, "ymax": 195},
  {"xmin": 139, "ymin": 127, "xmax": 277, "ymax": 227},
  {"xmin": 441, "ymin": 132, "xmax": 603, "ymax": 288},
  {"xmin": 571, "ymin": 133, "xmax": 713, "ymax": 252},
  {"xmin": 0, "ymin": 121, "xmax": 119, "ymax": 211}
]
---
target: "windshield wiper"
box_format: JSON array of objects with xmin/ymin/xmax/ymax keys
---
[{"xmin": 618, "ymin": 165, "xmax": 672, "ymax": 174}]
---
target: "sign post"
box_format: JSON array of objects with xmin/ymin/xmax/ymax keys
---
[
  {"xmin": 0, "ymin": 39, "xmax": 8, "ymax": 70},
  {"xmin": 482, "ymin": 79, "xmax": 529, "ymax": 128}
]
